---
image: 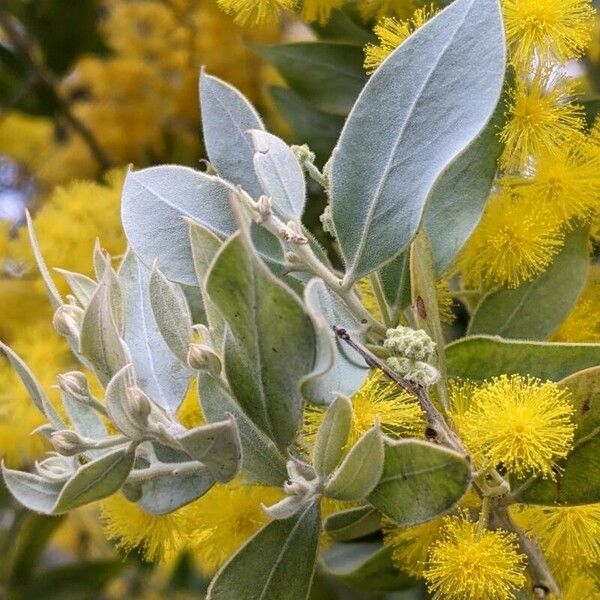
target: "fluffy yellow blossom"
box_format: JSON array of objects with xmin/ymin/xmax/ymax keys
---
[
  {"xmin": 500, "ymin": 72, "xmax": 584, "ymax": 171},
  {"xmin": 458, "ymin": 187, "xmax": 564, "ymax": 289},
  {"xmin": 358, "ymin": 0, "xmax": 419, "ymax": 21},
  {"xmin": 552, "ymin": 265, "xmax": 600, "ymax": 342},
  {"xmin": 190, "ymin": 481, "xmax": 283, "ymax": 574},
  {"xmin": 301, "ymin": 0, "xmax": 343, "ymax": 24},
  {"xmin": 424, "ymin": 514, "xmax": 526, "ymax": 600},
  {"xmin": 502, "ymin": 0, "xmax": 595, "ymax": 68},
  {"xmin": 554, "ymin": 572, "xmax": 600, "ymax": 600},
  {"xmin": 0, "ymin": 113, "xmax": 54, "ymax": 173},
  {"xmin": 364, "ymin": 6, "xmax": 437, "ymax": 74},
  {"xmin": 302, "ymin": 372, "xmax": 425, "ymax": 451},
  {"xmin": 176, "ymin": 384, "xmax": 203, "ymax": 429},
  {"xmin": 460, "ymin": 375, "xmax": 575, "ymax": 478},
  {"xmin": 514, "ymin": 139, "xmax": 600, "ymax": 223},
  {"xmin": 512, "ymin": 503, "xmax": 600, "ymax": 568},
  {"xmin": 217, "ymin": 0, "xmax": 295, "ymax": 25},
  {"xmin": 101, "ymin": 493, "xmax": 200, "ymax": 562}
]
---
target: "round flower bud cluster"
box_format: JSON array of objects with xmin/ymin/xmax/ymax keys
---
[{"xmin": 384, "ymin": 326, "xmax": 439, "ymax": 387}]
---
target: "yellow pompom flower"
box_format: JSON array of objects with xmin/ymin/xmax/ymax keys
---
[
  {"xmin": 101, "ymin": 493, "xmax": 198, "ymax": 562},
  {"xmin": 514, "ymin": 139, "xmax": 600, "ymax": 223},
  {"xmin": 502, "ymin": 0, "xmax": 595, "ymax": 68},
  {"xmin": 302, "ymin": 372, "xmax": 425, "ymax": 451},
  {"xmin": 217, "ymin": 0, "xmax": 295, "ymax": 25},
  {"xmin": 552, "ymin": 265, "xmax": 600, "ymax": 342},
  {"xmin": 500, "ymin": 72, "xmax": 584, "ymax": 171},
  {"xmin": 512, "ymin": 503, "xmax": 600, "ymax": 568},
  {"xmin": 459, "ymin": 375, "xmax": 575, "ymax": 478},
  {"xmin": 458, "ymin": 187, "xmax": 564, "ymax": 289},
  {"xmin": 424, "ymin": 515, "xmax": 526, "ymax": 600},
  {"xmin": 190, "ymin": 481, "xmax": 283, "ymax": 574},
  {"xmin": 555, "ymin": 573, "xmax": 600, "ymax": 600},
  {"xmin": 364, "ymin": 5, "xmax": 437, "ymax": 74}
]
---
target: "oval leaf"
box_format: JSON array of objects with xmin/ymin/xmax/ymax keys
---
[
  {"xmin": 330, "ymin": 0, "xmax": 505, "ymax": 283},
  {"xmin": 324, "ymin": 506, "xmax": 382, "ymax": 542},
  {"xmin": 2, "ymin": 468, "xmax": 63, "ymax": 515},
  {"xmin": 313, "ymin": 394, "xmax": 352, "ymax": 476}
]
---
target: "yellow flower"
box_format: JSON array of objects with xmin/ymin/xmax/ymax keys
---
[
  {"xmin": 552, "ymin": 265, "xmax": 600, "ymax": 342},
  {"xmin": 101, "ymin": 493, "xmax": 198, "ymax": 562},
  {"xmin": 460, "ymin": 375, "xmax": 575, "ymax": 478},
  {"xmin": 458, "ymin": 187, "xmax": 564, "ymax": 289},
  {"xmin": 190, "ymin": 481, "xmax": 283, "ymax": 574},
  {"xmin": 513, "ymin": 139, "xmax": 600, "ymax": 223},
  {"xmin": 217, "ymin": 0, "xmax": 295, "ymax": 25},
  {"xmin": 554, "ymin": 572, "xmax": 600, "ymax": 600},
  {"xmin": 302, "ymin": 372, "xmax": 425, "ymax": 451},
  {"xmin": 424, "ymin": 514, "xmax": 526, "ymax": 600},
  {"xmin": 363, "ymin": 5, "xmax": 437, "ymax": 74},
  {"xmin": 502, "ymin": 0, "xmax": 595, "ymax": 68},
  {"xmin": 176, "ymin": 384, "xmax": 203, "ymax": 429},
  {"xmin": 500, "ymin": 72, "xmax": 584, "ymax": 171},
  {"xmin": 301, "ymin": 0, "xmax": 343, "ymax": 24},
  {"xmin": 512, "ymin": 503, "xmax": 600, "ymax": 568},
  {"xmin": 358, "ymin": 0, "xmax": 419, "ymax": 21}
]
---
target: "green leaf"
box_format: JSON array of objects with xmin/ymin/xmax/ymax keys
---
[
  {"xmin": 313, "ymin": 394, "xmax": 352, "ymax": 476},
  {"xmin": 104, "ymin": 365, "xmax": 146, "ymax": 440},
  {"xmin": 206, "ymin": 232, "xmax": 316, "ymax": 447},
  {"xmin": 148, "ymin": 262, "xmax": 194, "ymax": 367},
  {"xmin": 200, "ymin": 70, "xmax": 265, "ymax": 198},
  {"xmin": 311, "ymin": 10, "xmax": 376, "ymax": 45},
  {"xmin": 302, "ymin": 278, "xmax": 369, "ymax": 405},
  {"xmin": 53, "ymin": 447, "xmax": 135, "ymax": 513},
  {"xmin": 198, "ymin": 372, "xmax": 288, "ymax": 486},
  {"xmin": 177, "ymin": 418, "xmax": 241, "ymax": 482},
  {"xmin": 249, "ymin": 129, "xmax": 306, "ymax": 221},
  {"xmin": 368, "ymin": 439, "xmax": 470, "ymax": 526},
  {"xmin": 268, "ymin": 86, "xmax": 344, "ymax": 167},
  {"xmin": 119, "ymin": 252, "xmax": 190, "ymax": 412},
  {"xmin": 80, "ymin": 265, "xmax": 129, "ymax": 387},
  {"xmin": 208, "ymin": 502, "xmax": 321, "ymax": 600},
  {"xmin": 0, "ymin": 342, "xmax": 64, "ymax": 429},
  {"xmin": 325, "ymin": 425, "xmax": 384, "ymax": 501},
  {"xmin": 257, "ymin": 42, "xmax": 367, "ymax": 116},
  {"xmin": 1, "ymin": 468, "xmax": 63, "ymax": 514},
  {"xmin": 446, "ymin": 336, "xmax": 600, "ymax": 381},
  {"xmin": 468, "ymin": 228, "xmax": 589, "ymax": 340},
  {"xmin": 121, "ymin": 165, "xmax": 236, "ymax": 287},
  {"xmin": 513, "ymin": 366, "xmax": 600, "ymax": 505},
  {"xmin": 323, "ymin": 506, "xmax": 381, "ymax": 542},
  {"xmin": 321, "ymin": 541, "xmax": 417, "ymax": 592},
  {"xmin": 378, "ymin": 252, "xmax": 411, "ymax": 323},
  {"xmin": 54, "ymin": 268, "xmax": 97, "ymax": 307},
  {"xmin": 424, "ymin": 87, "xmax": 505, "ymax": 275},
  {"xmin": 330, "ymin": 0, "xmax": 505, "ymax": 283}
]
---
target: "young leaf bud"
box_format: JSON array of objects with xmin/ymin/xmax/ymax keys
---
[
  {"xmin": 125, "ymin": 385, "xmax": 152, "ymax": 425},
  {"xmin": 187, "ymin": 343, "xmax": 222, "ymax": 375},
  {"xmin": 57, "ymin": 371, "xmax": 90, "ymax": 403},
  {"xmin": 50, "ymin": 430, "xmax": 90, "ymax": 456}
]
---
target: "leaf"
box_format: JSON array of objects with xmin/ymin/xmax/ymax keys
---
[
  {"xmin": 310, "ymin": 10, "xmax": 376, "ymax": 45},
  {"xmin": 53, "ymin": 447, "xmax": 135, "ymax": 513},
  {"xmin": 200, "ymin": 70, "xmax": 264, "ymax": 198},
  {"xmin": 321, "ymin": 541, "xmax": 417, "ymax": 592},
  {"xmin": 0, "ymin": 342, "xmax": 64, "ymax": 429},
  {"xmin": 188, "ymin": 220, "xmax": 226, "ymax": 350},
  {"xmin": 378, "ymin": 252, "xmax": 411, "ymax": 323},
  {"xmin": 302, "ymin": 278, "xmax": 369, "ymax": 405},
  {"xmin": 121, "ymin": 165, "xmax": 236, "ymax": 286},
  {"xmin": 330, "ymin": 0, "xmax": 505, "ymax": 283},
  {"xmin": 148, "ymin": 263, "xmax": 193, "ymax": 366},
  {"xmin": 313, "ymin": 394, "xmax": 352, "ymax": 476},
  {"xmin": 80, "ymin": 265, "xmax": 129, "ymax": 387},
  {"xmin": 325, "ymin": 425, "xmax": 384, "ymax": 501},
  {"xmin": 119, "ymin": 252, "xmax": 190, "ymax": 412},
  {"xmin": 468, "ymin": 228, "xmax": 589, "ymax": 340},
  {"xmin": 208, "ymin": 502, "xmax": 321, "ymax": 600},
  {"xmin": 54, "ymin": 268, "xmax": 97, "ymax": 307},
  {"xmin": 176, "ymin": 418, "xmax": 241, "ymax": 482},
  {"xmin": 423, "ymin": 88, "xmax": 506, "ymax": 275},
  {"xmin": 198, "ymin": 372, "xmax": 288, "ymax": 486},
  {"xmin": 257, "ymin": 43, "xmax": 367, "ymax": 116},
  {"xmin": 446, "ymin": 336, "xmax": 600, "ymax": 381},
  {"xmin": 513, "ymin": 366, "xmax": 600, "ymax": 505},
  {"xmin": 205, "ymin": 232, "xmax": 316, "ymax": 447},
  {"xmin": 368, "ymin": 439, "xmax": 470, "ymax": 526},
  {"xmin": 249, "ymin": 129, "xmax": 306, "ymax": 221},
  {"xmin": 104, "ymin": 365, "xmax": 145, "ymax": 440},
  {"xmin": 1, "ymin": 468, "xmax": 63, "ymax": 514},
  {"xmin": 323, "ymin": 506, "xmax": 382, "ymax": 542},
  {"xmin": 268, "ymin": 86, "xmax": 344, "ymax": 167}
]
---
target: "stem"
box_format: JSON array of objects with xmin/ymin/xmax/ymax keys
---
[
  {"xmin": 478, "ymin": 495, "xmax": 491, "ymax": 534},
  {"xmin": 368, "ymin": 273, "xmax": 393, "ymax": 328},
  {"xmin": 333, "ymin": 326, "xmax": 466, "ymax": 455},
  {"xmin": 127, "ymin": 460, "xmax": 207, "ymax": 483}
]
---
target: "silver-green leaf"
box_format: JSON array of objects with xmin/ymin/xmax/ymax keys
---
[{"xmin": 312, "ymin": 394, "xmax": 352, "ymax": 476}]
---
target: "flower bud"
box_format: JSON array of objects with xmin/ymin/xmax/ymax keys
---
[
  {"xmin": 384, "ymin": 326, "xmax": 436, "ymax": 361},
  {"xmin": 125, "ymin": 385, "xmax": 152, "ymax": 425},
  {"xmin": 50, "ymin": 430, "xmax": 89, "ymax": 456},
  {"xmin": 187, "ymin": 343, "xmax": 221, "ymax": 375},
  {"xmin": 35, "ymin": 454, "xmax": 75, "ymax": 481},
  {"xmin": 53, "ymin": 305, "xmax": 83, "ymax": 338},
  {"xmin": 387, "ymin": 356, "xmax": 439, "ymax": 387},
  {"xmin": 57, "ymin": 371, "xmax": 90, "ymax": 403}
]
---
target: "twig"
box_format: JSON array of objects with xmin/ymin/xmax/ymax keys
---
[{"xmin": 333, "ymin": 325, "xmax": 466, "ymax": 455}]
